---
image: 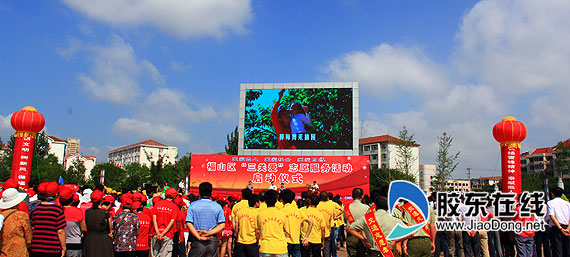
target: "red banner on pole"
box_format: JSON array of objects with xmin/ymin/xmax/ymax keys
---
[
  {"xmin": 501, "ymin": 146, "xmax": 522, "ymax": 194},
  {"xmin": 11, "ymin": 136, "xmax": 35, "ymax": 188},
  {"xmin": 189, "ymin": 155, "xmax": 370, "ymax": 200}
]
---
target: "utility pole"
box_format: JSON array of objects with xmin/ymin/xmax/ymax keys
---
[{"xmin": 467, "ymin": 165, "xmax": 472, "ymax": 190}]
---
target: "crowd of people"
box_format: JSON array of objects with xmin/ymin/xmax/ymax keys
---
[{"xmin": 0, "ymin": 177, "xmax": 568, "ymax": 257}]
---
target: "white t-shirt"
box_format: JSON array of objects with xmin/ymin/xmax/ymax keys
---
[
  {"xmin": 547, "ymin": 197, "xmax": 570, "ymax": 226},
  {"xmin": 179, "ymin": 181, "xmax": 185, "ymax": 190},
  {"xmin": 268, "ymin": 185, "xmax": 277, "ymax": 190},
  {"xmin": 311, "ymin": 184, "xmax": 319, "ymax": 189}
]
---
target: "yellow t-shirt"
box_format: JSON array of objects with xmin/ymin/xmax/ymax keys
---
[
  {"xmin": 232, "ymin": 200, "xmax": 248, "ymax": 220},
  {"xmin": 236, "ymin": 207, "xmax": 259, "ymax": 244},
  {"xmin": 317, "ymin": 200, "xmax": 343, "ymax": 237},
  {"xmin": 282, "ymin": 203, "xmax": 308, "ymax": 244},
  {"xmin": 301, "ymin": 206, "xmax": 326, "ymax": 244},
  {"xmin": 257, "ymin": 207, "xmax": 288, "ymax": 254},
  {"xmin": 276, "ymin": 201, "xmax": 284, "ymax": 210},
  {"xmin": 259, "ymin": 202, "xmax": 267, "ymax": 210}
]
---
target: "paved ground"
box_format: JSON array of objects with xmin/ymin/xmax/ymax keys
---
[{"xmin": 337, "ymin": 245, "xmax": 348, "ymax": 257}]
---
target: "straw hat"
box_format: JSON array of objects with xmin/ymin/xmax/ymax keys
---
[{"xmin": 0, "ymin": 188, "xmax": 27, "ymax": 209}]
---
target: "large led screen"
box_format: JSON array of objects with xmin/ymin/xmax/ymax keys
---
[{"xmin": 244, "ymin": 88, "xmax": 353, "ymax": 149}]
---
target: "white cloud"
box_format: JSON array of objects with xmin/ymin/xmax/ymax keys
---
[
  {"xmin": 0, "ymin": 114, "xmax": 13, "ymax": 141},
  {"xmin": 62, "ymin": 0, "xmax": 253, "ymax": 39},
  {"xmin": 136, "ymin": 88, "xmax": 217, "ymax": 124},
  {"xmin": 170, "ymin": 61, "xmax": 191, "ymax": 72},
  {"xmin": 112, "ymin": 87, "xmax": 219, "ymax": 145},
  {"xmin": 324, "ymin": 0, "xmax": 570, "ymax": 178},
  {"xmin": 324, "ymin": 43, "xmax": 449, "ymax": 98},
  {"xmin": 454, "ymin": 0, "xmax": 570, "ymax": 93},
  {"xmin": 73, "ymin": 36, "xmax": 165, "ymax": 105},
  {"xmin": 112, "ymin": 118, "xmax": 190, "ymax": 144}
]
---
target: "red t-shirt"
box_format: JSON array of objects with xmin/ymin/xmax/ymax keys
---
[
  {"xmin": 64, "ymin": 206, "xmax": 84, "ymax": 222},
  {"xmin": 136, "ymin": 212, "xmax": 152, "ymax": 251},
  {"xmin": 145, "ymin": 207, "xmax": 156, "ymax": 237},
  {"xmin": 271, "ymin": 98, "xmax": 295, "ymax": 149},
  {"xmin": 223, "ymin": 206, "xmax": 233, "ymax": 230},
  {"xmin": 512, "ymin": 205, "xmax": 535, "ymax": 237},
  {"xmin": 153, "ymin": 200, "xmax": 178, "ymax": 239},
  {"xmin": 178, "ymin": 210, "xmax": 188, "ymax": 241},
  {"xmin": 18, "ymin": 201, "xmax": 28, "ymax": 214}
]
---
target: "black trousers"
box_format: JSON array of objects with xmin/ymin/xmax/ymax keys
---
[
  {"xmin": 233, "ymin": 242, "xmax": 259, "ymax": 257},
  {"xmin": 301, "ymin": 243, "xmax": 322, "ymax": 257},
  {"xmin": 115, "ymin": 251, "xmax": 136, "ymax": 257},
  {"xmin": 549, "ymin": 225, "xmax": 570, "ymax": 257},
  {"xmin": 188, "ymin": 237, "xmax": 218, "ymax": 257},
  {"xmin": 462, "ymin": 231, "xmax": 481, "ymax": 257},
  {"xmin": 136, "ymin": 250, "xmax": 149, "ymax": 257}
]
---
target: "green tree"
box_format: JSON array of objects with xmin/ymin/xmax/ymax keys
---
[
  {"xmin": 64, "ymin": 158, "xmax": 87, "ymax": 185},
  {"xmin": 521, "ymin": 173, "xmax": 552, "ymax": 192},
  {"xmin": 555, "ymin": 139, "xmax": 570, "ymax": 180},
  {"xmin": 370, "ymin": 168, "xmax": 417, "ymax": 190},
  {"xmin": 395, "ymin": 126, "xmax": 418, "ymax": 181},
  {"xmin": 431, "ymin": 132, "xmax": 460, "ymax": 191},
  {"xmin": 123, "ymin": 163, "xmax": 151, "ymax": 191},
  {"xmin": 225, "ymin": 126, "xmax": 239, "ymax": 155},
  {"xmin": 90, "ymin": 163, "xmax": 126, "ymax": 190}
]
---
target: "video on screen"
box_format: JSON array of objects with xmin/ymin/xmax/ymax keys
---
[{"xmin": 244, "ymin": 88, "xmax": 353, "ymax": 149}]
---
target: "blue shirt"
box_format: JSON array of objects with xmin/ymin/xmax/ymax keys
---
[{"xmin": 186, "ymin": 198, "xmax": 225, "ymax": 231}]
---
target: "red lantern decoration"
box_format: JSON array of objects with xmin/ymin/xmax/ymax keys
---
[
  {"xmin": 10, "ymin": 106, "xmax": 45, "ymax": 188},
  {"xmin": 492, "ymin": 116, "xmax": 526, "ymax": 194}
]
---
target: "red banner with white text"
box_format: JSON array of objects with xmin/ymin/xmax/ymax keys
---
[{"xmin": 190, "ymin": 154, "xmax": 369, "ymax": 201}]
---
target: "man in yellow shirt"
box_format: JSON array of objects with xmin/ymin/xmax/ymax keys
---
[
  {"xmin": 317, "ymin": 191, "xmax": 343, "ymax": 257},
  {"xmin": 257, "ymin": 190, "xmax": 289, "ymax": 257},
  {"xmin": 301, "ymin": 194, "xmax": 326, "ymax": 257},
  {"xmin": 234, "ymin": 194, "xmax": 260, "ymax": 257},
  {"xmin": 280, "ymin": 189, "xmax": 314, "ymax": 257},
  {"xmin": 232, "ymin": 188, "xmax": 253, "ymax": 222}
]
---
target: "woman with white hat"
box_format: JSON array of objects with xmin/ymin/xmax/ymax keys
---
[{"xmin": 0, "ymin": 188, "xmax": 32, "ymax": 257}]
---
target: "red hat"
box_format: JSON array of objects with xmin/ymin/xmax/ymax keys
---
[
  {"xmin": 73, "ymin": 194, "xmax": 80, "ymax": 202},
  {"xmin": 122, "ymin": 199, "xmax": 133, "ymax": 208},
  {"xmin": 120, "ymin": 192, "xmax": 133, "ymax": 203},
  {"xmin": 133, "ymin": 192, "xmax": 143, "ymax": 202},
  {"xmin": 173, "ymin": 196, "xmax": 183, "ymax": 207},
  {"xmin": 165, "ymin": 188, "xmax": 178, "ymax": 198},
  {"xmin": 37, "ymin": 182, "xmax": 48, "ymax": 195},
  {"xmin": 132, "ymin": 201, "xmax": 143, "ymax": 209},
  {"xmin": 152, "ymin": 196, "xmax": 161, "ymax": 205},
  {"xmin": 104, "ymin": 195, "xmax": 115, "ymax": 203},
  {"xmin": 3, "ymin": 179, "xmax": 18, "ymax": 189},
  {"xmin": 141, "ymin": 195, "xmax": 148, "ymax": 203},
  {"xmin": 45, "ymin": 182, "xmax": 60, "ymax": 196},
  {"xmin": 26, "ymin": 188, "xmax": 35, "ymax": 198},
  {"xmin": 91, "ymin": 190, "xmax": 104, "ymax": 202},
  {"xmin": 60, "ymin": 188, "xmax": 74, "ymax": 201}
]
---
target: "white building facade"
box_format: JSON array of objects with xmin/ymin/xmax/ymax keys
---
[
  {"xmin": 446, "ymin": 179, "xmax": 471, "ymax": 192},
  {"xmin": 419, "ymin": 164, "xmax": 436, "ymax": 192},
  {"xmin": 47, "ymin": 136, "xmax": 67, "ymax": 165},
  {"xmin": 359, "ymin": 135, "xmax": 420, "ymax": 182},
  {"xmin": 65, "ymin": 153, "xmax": 96, "ymax": 179},
  {"xmin": 108, "ymin": 140, "xmax": 178, "ymax": 169}
]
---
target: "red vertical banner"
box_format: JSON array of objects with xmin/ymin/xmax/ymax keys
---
[
  {"xmin": 11, "ymin": 137, "xmax": 35, "ymax": 188},
  {"xmin": 10, "ymin": 106, "xmax": 45, "ymax": 189},
  {"xmin": 493, "ymin": 116, "xmax": 526, "ymax": 194},
  {"xmin": 501, "ymin": 146, "xmax": 521, "ymax": 194}
]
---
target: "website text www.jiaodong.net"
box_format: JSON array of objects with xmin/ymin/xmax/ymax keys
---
[{"xmin": 435, "ymin": 219, "xmax": 546, "ymax": 235}]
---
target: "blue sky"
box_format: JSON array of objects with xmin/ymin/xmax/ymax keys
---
[{"xmin": 1, "ymin": 0, "xmax": 569, "ymax": 179}]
